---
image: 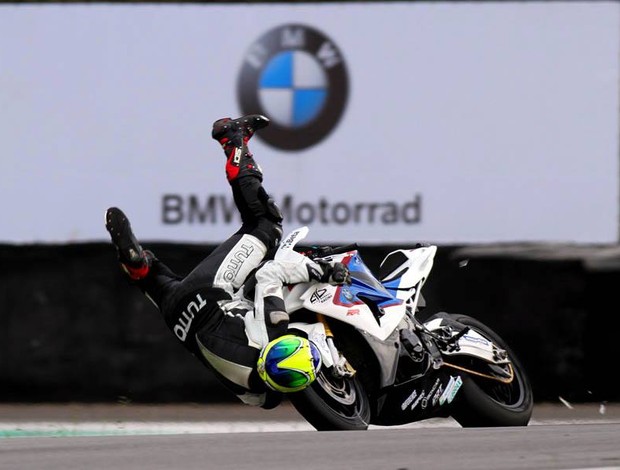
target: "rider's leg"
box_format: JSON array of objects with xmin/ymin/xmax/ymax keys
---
[
  {"xmin": 179, "ymin": 115, "xmax": 282, "ymax": 296},
  {"xmin": 213, "ymin": 114, "xmax": 283, "ymax": 247},
  {"xmin": 180, "ymin": 224, "xmax": 269, "ymax": 297},
  {"xmin": 105, "ymin": 207, "xmax": 181, "ymax": 308}
]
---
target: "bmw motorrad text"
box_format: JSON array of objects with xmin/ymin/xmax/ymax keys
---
[{"xmin": 161, "ymin": 194, "xmax": 422, "ymax": 225}]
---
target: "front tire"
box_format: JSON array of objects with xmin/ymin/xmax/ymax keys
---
[
  {"xmin": 444, "ymin": 314, "xmax": 533, "ymax": 427},
  {"xmin": 289, "ymin": 368, "xmax": 371, "ymax": 431}
]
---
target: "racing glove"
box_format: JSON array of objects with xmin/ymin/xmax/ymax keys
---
[{"xmin": 308, "ymin": 260, "xmax": 352, "ymax": 285}]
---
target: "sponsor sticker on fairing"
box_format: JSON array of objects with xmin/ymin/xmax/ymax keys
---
[
  {"xmin": 309, "ymin": 288, "xmax": 331, "ymax": 304},
  {"xmin": 401, "ymin": 389, "xmax": 418, "ymax": 411},
  {"xmin": 410, "ymin": 392, "xmax": 424, "ymax": 411},
  {"xmin": 280, "ymin": 230, "xmax": 301, "ymax": 250},
  {"xmin": 439, "ymin": 376, "xmax": 463, "ymax": 405},
  {"xmin": 432, "ymin": 384, "xmax": 444, "ymax": 407},
  {"xmin": 421, "ymin": 378, "xmax": 441, "ymax": 409}
]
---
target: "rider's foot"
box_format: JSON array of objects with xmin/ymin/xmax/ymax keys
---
[
  {"xmin": 309, "ymin": 261, "xmax": 352, "ymax": 285},
  {"xmin": 212, "ymin": 114, "xmax": 269, "ymax": 149},
  {"xmin": 212, "ymin": 114, "xmax": 270, "ymax": 182},
  {"xmin": 105, "ymin": 207, "xmax": 150, "ymax": 280}
]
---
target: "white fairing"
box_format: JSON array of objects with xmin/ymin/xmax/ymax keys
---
[
  {"xmin": 275, "ymin": 226, "xmax": 309, "ymax": 261},
  {"xmin": 277, "ymin": 227, "xmax": 437, "ymax": 342},
  {"xmin": 380, "ymin": 247, "xmax": 437, "ymax": 300},
  {"xmin": 294, "ymin": 276, "xmax": 404, "ymax": 342}
]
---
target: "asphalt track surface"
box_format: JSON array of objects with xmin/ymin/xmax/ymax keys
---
[{"xmin": 1, "ymin": 402, "xmax": 619, "ymax": 470}]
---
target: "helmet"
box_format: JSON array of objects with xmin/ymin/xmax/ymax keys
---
[{"xmin": 257, "ymin": 335, "xmax": 322, "ymax": 393}]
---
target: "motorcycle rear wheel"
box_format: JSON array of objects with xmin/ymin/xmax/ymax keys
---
[
  {"xmin": 445, "ymin": 314, "xmax": 534, "ymax": 427},
  {"xmin": 289, "ymin": 368, "xmax": 371, "ymax": 431}
]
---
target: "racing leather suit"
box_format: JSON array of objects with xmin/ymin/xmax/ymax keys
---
[{"xmin": 135, "ymin": 150, "xmax": 318, "ymax": 407}]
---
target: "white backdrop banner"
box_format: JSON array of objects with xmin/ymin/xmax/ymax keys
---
[{"xmin": 1, "ymin": 2, "xmax": 618, "ymax": 243}]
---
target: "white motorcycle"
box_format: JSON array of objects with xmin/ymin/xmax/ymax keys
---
[{"xmin": 277, "ymin": 227, "xmax": 533, "ymax": 431}]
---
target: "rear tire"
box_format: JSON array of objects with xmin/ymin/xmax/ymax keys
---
[
  {"xmin": 444, "ymin": 314, "xmax": 533, "ymax": 427},
  {"xmin": 289, "ymin": 368, "xmax": 371, "ymax": 431}
]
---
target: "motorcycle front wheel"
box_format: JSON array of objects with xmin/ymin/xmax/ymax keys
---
[
  {"xmin": 444, "ymin": 314, "xmax": 534, "ymax": 427},
  {"xmin": 289, "ymin": 367, "xmax": 371, "ymax": 431}
]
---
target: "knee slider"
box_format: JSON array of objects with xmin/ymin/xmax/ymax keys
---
[
  {"xmin": 268, "ymin": 311, "xmax": 289, "ymax": 326},
  {"xmin": 262, "ymin": 293, "xmax": 287, "ymax": 326}
]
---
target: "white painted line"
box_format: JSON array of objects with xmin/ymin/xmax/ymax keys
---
[
  {"xmin": 0, "ymin": 418, "xmax": 462, "ymax": 437},
  {"xmin": 2, "ymin": 417, "xmax": 617, "ymax": 438},
  {"xmin": 0, "ymin": 421, "xmax": 312, "ymax": 436}
]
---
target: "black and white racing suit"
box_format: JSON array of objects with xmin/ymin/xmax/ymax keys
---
[{"xmin": 135, "ymin": 149, "xmax": 319, "ymax": 407}]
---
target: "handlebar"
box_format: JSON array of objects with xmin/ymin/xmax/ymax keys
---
[
  {"xmin": 327, "ymin": 243, "xmax": 359, "ymax": 255},
  {"xmin": 304, "ymin": 243, "xmax": 359, "ymax": 258}
]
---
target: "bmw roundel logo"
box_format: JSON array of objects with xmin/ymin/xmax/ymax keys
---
[{"xmin": 238, "ymin": 24, "xmax": 349, "ymax": 151}]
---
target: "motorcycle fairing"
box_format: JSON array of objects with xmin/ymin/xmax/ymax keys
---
[
  {"xmin": 333, "ymin": 253, "xmax": 403, "ymax": 309},
  {"xmin": 297, "ymin": 252, "xmax": 408, "ymax": 341},
  {"xmin": 371, "ymin": 369, "xmax": 462, "ymax": 426},
  {"xmin": 275, "ymin": 226, "xmax": 309, "ymax": 259},
  {"xmin": 277, "ymin": 228, "xmax": 419, "ymax": 342},
  {"xmin": 380, "ymin": 247, "xmax": 437, "ymax": 300}
]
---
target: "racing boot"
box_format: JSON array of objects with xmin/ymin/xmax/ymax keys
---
[
  {"xmin": 211, "ymin": 114, "xmax": 269, "ymax": 182},
  {"xmin": 105, "ymin": 207, "xmax": 151, "ymax": 280}
]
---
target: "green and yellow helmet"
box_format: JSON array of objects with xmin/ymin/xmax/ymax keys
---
[{"xmin": 257, "ymin": 335, "xmax": 322, "ymax": 393}]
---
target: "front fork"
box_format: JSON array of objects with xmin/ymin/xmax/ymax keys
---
[{"xmin": 317, "ymin": 314, "xmax": 356, "ymax": 378}]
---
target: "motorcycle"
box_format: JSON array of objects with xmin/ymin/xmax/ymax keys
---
[{"xmin": 277, "ymin": 227, "xmax": 533, "ymax": 431}]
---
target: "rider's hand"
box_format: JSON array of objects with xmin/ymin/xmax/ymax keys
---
[
  {"xmin": 330, "ymin": 262, "xmax": 352, "ymax": 285},
  {"xmin": 315, "ymin": 260, "xmax": 352, "ymax": 285}
]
